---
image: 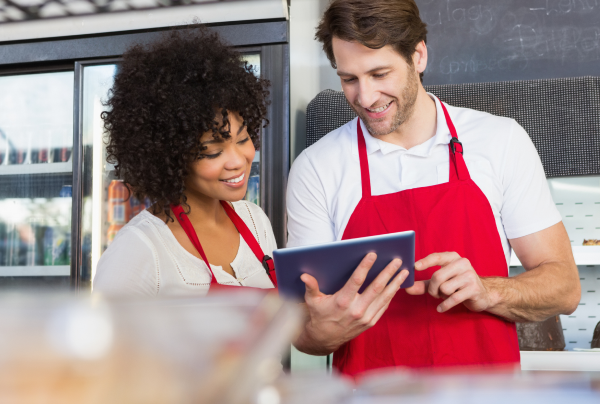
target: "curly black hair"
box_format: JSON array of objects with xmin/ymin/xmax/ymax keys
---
[{"xmin": 102, "ymin": 26, "xmax": 270, "ymax": 222}]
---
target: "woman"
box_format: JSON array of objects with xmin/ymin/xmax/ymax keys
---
[{"xmin": 93, "ymin": 27, "xmax": 276, "ymax": 296}]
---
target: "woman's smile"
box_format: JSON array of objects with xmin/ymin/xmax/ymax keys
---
[{"xmin": 220, "ymin": 172, "xmax": 246, "ymax": 188}]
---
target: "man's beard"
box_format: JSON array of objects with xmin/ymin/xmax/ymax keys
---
[{"xmin": 352, "ymin": 67, "xmax": 419, "ymax": 137}]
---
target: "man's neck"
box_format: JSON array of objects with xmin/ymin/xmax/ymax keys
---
[{"xmin": 372, "ymin": 87, "xmax": 437, "ymax": 150}]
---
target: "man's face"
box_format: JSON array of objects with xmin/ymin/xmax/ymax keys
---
[{"xmin": 332, "ymin": 37, "xmax": 421, "ymax": 137}]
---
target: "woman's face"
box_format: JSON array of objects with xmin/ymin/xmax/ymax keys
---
[{"xmin": 186, "ymin": 111, "xmax": 256, "ymax": 203}]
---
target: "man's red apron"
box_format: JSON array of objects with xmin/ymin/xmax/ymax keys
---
[
  {"xmin": 171, "ymin": 201, "xmax": 277, "ymax": 290},
  {"xmin": 333, "ymin": 101, "xmax": 520, "ymax": 376}
]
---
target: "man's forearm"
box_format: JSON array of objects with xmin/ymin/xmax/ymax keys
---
[{"xmin": 482, "ymin": 261, "xmax": 580, "ymax": 322}]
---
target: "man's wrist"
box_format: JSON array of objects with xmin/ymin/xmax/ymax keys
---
[
  {"xmin": 294, "ymin": 322, "xmax": 340, "ymax": 356},
  {"xmin": 480, "ymin": 276, "xmax": 505, "ymax": 312}
]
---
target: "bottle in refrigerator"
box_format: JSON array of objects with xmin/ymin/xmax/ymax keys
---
[
  {"xmin": 52, "ymin": 230, "xmax": 70, "ymax": 266},
  {"xmin": 25, "ymin": 222, "xmax": 36, "ymax": 266},
  {"xmin": 107, "ymin": 180, "xmax": 131, "ymax": 225},
  {"xmin": 43, "ymin": 227, "xmax": 54, "ymax": 266}
]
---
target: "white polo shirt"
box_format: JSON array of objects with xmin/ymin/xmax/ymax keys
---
[{"xmin": 286, "ymin": 95, "xmax": 562, "ymax": 268}]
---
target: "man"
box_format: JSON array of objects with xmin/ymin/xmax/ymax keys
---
[{"xmin": 287, "ymin": 0, "xmax": 581, "ymax": 376}]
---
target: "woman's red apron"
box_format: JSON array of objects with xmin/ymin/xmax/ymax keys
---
[
  {"xmin": 333, "ymin": 101, "xmax": 520, "ymax": 376},
  {"xmin": 171, "ymin": 201, "xmax": 277, "ymax": 290}
]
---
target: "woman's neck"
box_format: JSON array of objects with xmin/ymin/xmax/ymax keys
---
[{"xmin": 183, "ymin": 191, "xmax": 227, "ymax": 227}]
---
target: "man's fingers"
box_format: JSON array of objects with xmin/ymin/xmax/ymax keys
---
[
  {"xmin": 437, "ymin": 288, "xmax": 472, "ymax": 313},
  {"xmin": 427, "ymin": 258, "xmax": 472, "ymax": 298},
  {"xmin": 362, "ymin": 269, "xmax": 408, "ymax": 321},
  {"xmin": 339, "ymin": 252, "xmax": 377, "ymax": 297},
  {"xmin": 362, "ymin": 258, "xmax": 402, "ymax": 300},
  {"xmin": 405, "ymin": 280, "xmax": 429, "ymax": 295},
  {"xmin": 301, "ymin": 273, "xmax": 323, "ymax": 301},
  {"xmin": 415, "ymin": 252, "xmax": 462, "ymax": 272}
]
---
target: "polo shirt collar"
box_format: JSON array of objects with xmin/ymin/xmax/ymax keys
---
[{"xmin": 353, "ymin": 93, "xmax": 452, "ymax": 157}]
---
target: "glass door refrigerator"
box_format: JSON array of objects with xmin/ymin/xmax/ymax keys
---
[
  {"xmin": 0, "ymin": 71, "xmax": 74, "ymax": 290},
  {"xmin": 78, "ymin": 52, "xmax": 267, "ymax": 291}
]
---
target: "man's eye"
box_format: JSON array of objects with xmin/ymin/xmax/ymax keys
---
[
  {"xmin": 373, "ymin": 73, "xmax": 388, "ymax": 78},
  {"xmin": 342, "ymin": 78, "xmax": 356, "ymax": 83},
  {"xmin": 238, "ymin": 136, "xmax": 251, "ymax": 144}
]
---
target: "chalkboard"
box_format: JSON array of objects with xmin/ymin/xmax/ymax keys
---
[{"xmin": 418, "ymin": 0, "xmax": 600, "ymax": 85}]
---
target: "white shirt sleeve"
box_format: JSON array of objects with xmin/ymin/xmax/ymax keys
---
[
  {"xmin": 93, "ymin": 227, "xmax": 159, "ymax": 297},
  {"xmin": 286, "ymin": 150, "xmax": 336, "ymax": 247},
  {"xmin": 500, "ymin": 120, "xmax": 562, "ymax": 239}
]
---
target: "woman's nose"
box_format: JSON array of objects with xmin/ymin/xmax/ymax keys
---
[{"xmin": 223, "ymin": 146, "xmax": 246, "ymax": 170}]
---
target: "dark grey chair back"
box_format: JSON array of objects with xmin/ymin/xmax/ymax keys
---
[{"xmin": 306, "ymin": 77, "xmax": 600, "ymax": 178}]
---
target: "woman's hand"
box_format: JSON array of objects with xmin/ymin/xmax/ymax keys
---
[{"xmin": 293, "ymin": 253, "xmax": 408, "ymax": 356}]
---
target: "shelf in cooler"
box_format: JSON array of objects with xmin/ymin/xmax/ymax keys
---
[
  {"xmin": 0, "ymin": 265, "xmax": 70, "ymax": 277},
  {"xmin": 0, "ymin": 172, "xmax": 72, "ymax": 198},
  {"xmin": 0, "ymin": 162, "xmax": 71, "ymax": 176},
  {"xmin": 510, "ymin": 246, "xmax": 600, "ymax": 267}
]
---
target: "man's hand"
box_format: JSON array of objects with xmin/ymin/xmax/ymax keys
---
[
  {"xmin": 293, "ymin": 253, "xmax": 409, "ymax": 356},
  {"xmin": 405, "ymin": 252, "xmax": 494, "ymax": 313}
]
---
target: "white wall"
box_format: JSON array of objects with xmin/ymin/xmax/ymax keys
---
[
  {"xmin": 289, "ymin": 0, "xmax": 341, "ymax": 162},
  {"xmin": 288, "ymin": 0, "xmax": 342, "ymax": 372}
]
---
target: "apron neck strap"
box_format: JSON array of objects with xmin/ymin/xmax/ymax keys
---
[
  {"xmin": 356, "ymin": 100, "xmax": 471, "ymax": 197},
  {"xmin": 170, "ymin": 202, "xmax": 277, "ymax": 287},
  {"xmin": 356, "ymin": 119, "xmax": 372, "ymax": 198},
  {"xmin": 437, "ymin": 98, "xmax": 470, "ymax": 181},
  {"xmin": 171, "ymin": 204, "xmax": 217, "ymax": 284}
]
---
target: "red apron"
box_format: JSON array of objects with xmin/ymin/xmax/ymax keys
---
[
  {"xmin": 333, "ymin": 101, "xmax": 520, "ymax": 376},
  {"xmin": 171, "ymin": 201, "xmax": 277, "ymax": 290}
]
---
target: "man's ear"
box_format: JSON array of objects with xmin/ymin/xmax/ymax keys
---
[{"xmin": 412, "ymin": 41, "xmax": 428, "ymax": 74}]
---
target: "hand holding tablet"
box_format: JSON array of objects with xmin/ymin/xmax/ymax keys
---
[{"xmin": 275, "ymin": 231, "xmax": 415, "ymax": 356}]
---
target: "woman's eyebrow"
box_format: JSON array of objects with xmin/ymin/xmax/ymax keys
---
[{"xmin": 200, "ymin": 139, "xmax": 223, "ymax": 146}]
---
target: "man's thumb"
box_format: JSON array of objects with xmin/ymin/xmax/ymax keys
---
[{"xmin": 301, "ymin": 273, "xmax": 321, "ymax": 299}]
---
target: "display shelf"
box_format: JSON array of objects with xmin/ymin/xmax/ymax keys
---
[
  {"xmin": 0, "ymin": 266, "xmax": 70, "ymax": 277},
  {"xmin": 0, "ymin": 162, "xmax": 72, "ymax": 176},
  {"xmin": 520, "ymin": 351, "xmax": 600, "ymax": 372},
  {"xmin": 510, "ymin": 246, "xmax": 600, "ymax": 267}
]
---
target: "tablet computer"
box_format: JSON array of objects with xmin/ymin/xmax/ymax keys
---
[{"xmin": 273, "ymin": 231, "xmax": 415, "ymax": 301}]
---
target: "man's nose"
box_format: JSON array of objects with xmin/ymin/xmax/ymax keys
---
[{"xmin": 357, "ymin": 79, "xmax": 380, "ymax": 109}]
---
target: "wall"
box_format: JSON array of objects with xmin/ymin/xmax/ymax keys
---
[{"xmin": 289, "ymin": 0, "xmax": 341, "ymax": 163}]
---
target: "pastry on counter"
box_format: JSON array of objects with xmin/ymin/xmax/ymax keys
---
[
  {"xmin": 592, "ymin": 321, "xmax": 600, "ymax": 349},
  {"xmin": 582, "ymin": 239, "xmax": 600, "ymax": 246}
]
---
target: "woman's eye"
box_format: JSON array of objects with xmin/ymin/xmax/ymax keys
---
[
  {"xmin": 199, "ymin": 152, "xmax": 222, "ymax": 160},
  {"xmin": 238, "ymin": 136, "xmax": 251, "ymax": 144}
]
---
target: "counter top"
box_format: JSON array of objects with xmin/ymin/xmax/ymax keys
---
[{"xmin": 520, "ymin": 351, "xmax": 600, "ymax": 372}]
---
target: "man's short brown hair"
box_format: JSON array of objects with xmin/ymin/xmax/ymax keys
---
[{"xmin": 316, "ymin": 0, "xmax": 428, "ymax": 81}]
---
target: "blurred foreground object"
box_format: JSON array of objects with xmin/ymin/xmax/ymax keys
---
[
  {"xmin": 350, "ymin": 369, "xmax": 600, "ymax": 404},
  {"xmin": 517, "ymin": 315, "xmax": 566, "ymax": 351},
  {"xmin": 0, "ymin": 290, "xmax": 299, "ymax": 404}
]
